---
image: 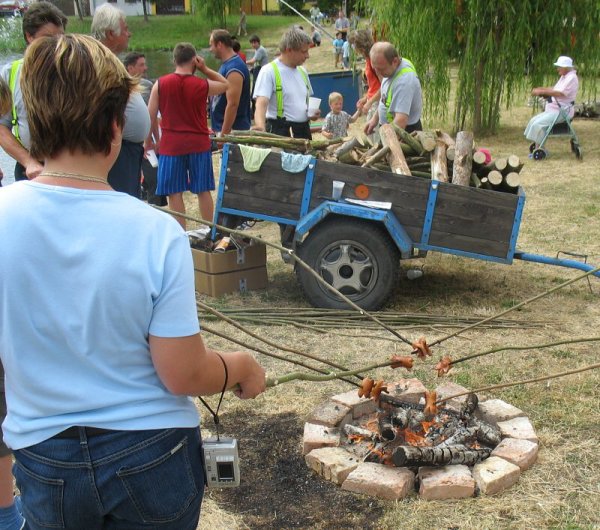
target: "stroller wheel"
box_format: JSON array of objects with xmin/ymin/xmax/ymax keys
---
[
  {"xmin": 529, "ymin": 142, "xmax": 536, "ymax": 153},
  {"xmin": 532, "ymin": 148, "xmax": 546, "ymax": 161}
]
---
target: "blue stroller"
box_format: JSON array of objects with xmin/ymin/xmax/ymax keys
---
[{"xmin": 529, "ymin": 98, "xmax": 582, "ymax": 161}]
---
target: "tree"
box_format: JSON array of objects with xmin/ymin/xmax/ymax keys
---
[
  {"xmin": 362, "ymin": 0, "xmax": 600, "ymax": 134},
  {"xmin": 191, "ymin": 0, "xmax": 237, "ymax": 27}
]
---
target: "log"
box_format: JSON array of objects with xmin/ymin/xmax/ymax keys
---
[
  {"xmin": 451, "ymin": 130, "xmax": 474, "ymax": 186},
  {"xmin": 334, "ymin": 137, "xmax": 361, "ymax": 158},
  {"xmin": 380, "ymin": 124, "xmax": 412, "ymax": 175},
  {"xmin": 436, "ymin": 426, "xmax": 478, "ymax": 448},
  {"xmin": 470, "ymin": 420, "xmax": 502, "ymax": 446},
  {"xmin": 486, "ymin": 170, "xmax": 503, "ymax": 187},
  {"xmin": 435, "ymin": 129, "xmax": 455, "ymax": 147},
  {"xmin": 472, "ymin": 150, "xmax": 487, "ymax": 166},
  {"xmin": 407, "ymin": 162, "xmax": 432, "ymax": 171},
  {"xmin": 344, "ymin": 424, "xmax": 381, "ymax": 442},
  {"xmin": 446, "ymin": 147, "xmax": 455, "ymax": 161},
  {"xmin": 484, "ymin": 158, "xmax": 507, "ymax": 173},
  {"xmin": 506, "ymin": 154, "xmax": 521, "ymax": 172},
  {"xmin": 337, "ymin": 149, "xmax": 361, "ymax": 165},
  {"xmin": 392, "ymin": 124, "xmax": 424, "ymax": 155},
  {"xmin": 411, "ymin": 170, "xmax": 433, "ymax": 179},
  {"xmin": 358, "ymin": 144, "xmax": 381, "ymax": 164},
  {"xmin": 431, "ymin": 139, "xmax": 449, "ymax": 182},
  {"xmin": 412, "ymin": 130, "xmax": 437, "ymax": 152},
  {"xmin": 503, "ymin": 171, "xmax": 521, "ymax": 191},
  {"xmin": 392, "ymin": 444, "xmax": 491, "ymax": 467},
  {"xmin": 361, "ymin": 145, "xmax": 391, "ymax": 168},
  {"xmin": 378, "ymin": 415, "xmax": 396, "ymax": 441}
]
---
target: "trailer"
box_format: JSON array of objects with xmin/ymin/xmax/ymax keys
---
[{"xmin": 212, "ymin": 144, "xmax": 599, "ymax": 310}]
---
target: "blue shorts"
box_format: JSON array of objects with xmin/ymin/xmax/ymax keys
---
[{"xmin": 157, "ymin": 151, "xmax": 215, "ymax": 195}]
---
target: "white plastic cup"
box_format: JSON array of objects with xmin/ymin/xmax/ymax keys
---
[
  {"xmin": 308, "ymin": 97, "xmax": 321, "ymax": 117},
  {"xmin": 332, "ymin": 180, "xmax": 345, "ymax": 200},
  {"xmin": 146, "ymin": 149, "xmax": 158, "ymax": 168}
]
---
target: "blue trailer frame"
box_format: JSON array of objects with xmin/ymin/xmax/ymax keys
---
[{"xmin": 213, "ymin": 143, "xmax": 600, "ymax": 281}]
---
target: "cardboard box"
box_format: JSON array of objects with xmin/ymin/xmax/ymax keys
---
[{"xmin": 191, "ymin": 241, "xmax": 268, "ymax": 297}]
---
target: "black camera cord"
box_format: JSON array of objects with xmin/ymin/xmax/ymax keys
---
[{"xmin": 197, "ymin": 352, "xmax": 228, "ymax": 441}]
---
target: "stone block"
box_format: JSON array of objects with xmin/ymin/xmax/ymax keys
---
[
  {"xmin": 387, "ymin": 378, "xmax": 427, "ymax": 405},
  {"xmin": 497, "ymin": 416, "xmax": 538, "ymax": 443},
  {"xmin": 491, "ymin": 438, "xmax": 539, "ymax": 471},
  {"xmin": 417, "ymin": 465, "xmax": 475, "ymax": 500},
  {"xmin": 330, "ymin": 389, "xmax": 377, "ymax": 419},
  {"xmin": 308, "ymin": 401, "xmax": 352, "ymax": 428},
  {"xmin": 475, "ymin": 399, "xmax": 525, "ymax": 425},
  {"xmin": 341, "ymin": 463, "xmax": 415, "ymax": 500},
  {"xmin": 302, "ymin": 422, "xmax": 339, "ymax": 455},
  {"xmin": 435, "ymin": 381, "xmax": 470, "ymax": 413},
  {"xmin": 305, "ymin": 447, "xmax": 360, "ymax": 485},
  {"xmin": 473, "ymin": 456, "xmax": 521, "ymax": 495}
]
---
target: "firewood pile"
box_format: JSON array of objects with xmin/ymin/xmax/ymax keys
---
[
  {"xmin": 345, "ymin": 390, "xmax": 502, "ymax": 467},
  {"xmin": 321, "ymin": 124, "xmax": 523, "ymax": 194}
]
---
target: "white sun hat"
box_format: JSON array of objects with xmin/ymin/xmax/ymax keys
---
[{"xmin": 553, "ymin": 56, "xmax": 575, "ymax": 68}]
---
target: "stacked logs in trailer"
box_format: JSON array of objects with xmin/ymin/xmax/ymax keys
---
[{"xmin": 328, "ymin": 124, "xmax": 523, "ymax": 195}]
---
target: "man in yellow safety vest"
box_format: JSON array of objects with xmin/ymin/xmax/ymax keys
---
[{"xmin": 364, "ymin": 41, "xmax": 423, "ymax": 135}]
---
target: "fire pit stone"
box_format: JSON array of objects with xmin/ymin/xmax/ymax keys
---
[
  {"xmin": 305, "ymin": 446, "xmax": 360, "ymax": 484},
  {"xmin": 433, "ymin": 381, "xmax": 471, "ymax": 413},
  {"xmin": 417, "ymin": 464, "xmax": 475, "ymax": 500},
  {"xmin": 341, "ymin": 462, "xmax": 415, "ymax": 500},
  {"xmin": 308, "ymin": 401, "xmax": 352, "ymax": 428},
  {"xmin": 496, "ymin": 416, "xmax": 539, "ymax": 443},
  {"xmin": 491, "ymin": 438, "xmax": 539, "ymax": 470},
  {"xmin": 472, "ymin": 456, "xmax": 521, "ymax": 495},
  {"xmin": 386, "ymin": 378, "xmax": 427, "ymax": 404},
  {"xmin": 302, "ymin": 423, "xmax": 340, "ymax": 455},
  {"xmin": 474, "ymin": 398, "xmax": 526, "ymax": 424},
  {"xmin": 331, "ymin": 389, "xmax": 378, "ymax": 419}
]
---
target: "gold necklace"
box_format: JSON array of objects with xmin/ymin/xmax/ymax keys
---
[{"xmin": 40, "ymin": 171, "xmax": 109, "ymax": 185}]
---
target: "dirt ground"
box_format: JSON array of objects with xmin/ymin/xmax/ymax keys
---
[{"xmin": 182, "ymin": 36, "xmax": 600, "ymax": 530}]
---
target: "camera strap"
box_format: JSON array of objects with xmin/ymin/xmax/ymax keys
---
[{"xmin": 198, "ymin": 352, "xmax": 228, "ymax": 441}]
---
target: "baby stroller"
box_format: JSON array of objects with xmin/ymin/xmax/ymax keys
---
[{"xmin": 529, "ymin": 99, "xmax": 582, "ymax": 161}]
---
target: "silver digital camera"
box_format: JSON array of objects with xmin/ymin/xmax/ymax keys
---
[{"xmin": 203, "ymin": 437, "xmax": 240, "ymax": 488}]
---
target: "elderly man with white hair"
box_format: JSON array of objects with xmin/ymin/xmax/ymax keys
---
[
  {"xmin": 92, "ymin": 3, "xmax": 150, "ymax": 198},
  {"xmin": 524, "ymin": 55, "xmax": 578, "ymax": 151}
]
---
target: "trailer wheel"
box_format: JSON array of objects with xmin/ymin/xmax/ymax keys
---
[{"xmin": 296, "ymin": 218, "xmax": 400, "ymax": 310}]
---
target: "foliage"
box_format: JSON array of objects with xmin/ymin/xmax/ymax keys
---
[
  {"xmin": 278, "ymin": 0, "xmax": 305, "ymax": 16},
  {"xmin": 190, "ymin": 0, "xmax": 234, "ymax": 27},
  {"xmin": 0, "ymin": 17, "xmax": 24, "ymax": 52},
  {"xmin": 361, "ymin": 0, "xmax": 600, "ymax": 134}
]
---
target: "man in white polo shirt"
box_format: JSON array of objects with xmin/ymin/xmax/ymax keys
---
[{"xmin": 252, "ymin": 27, "xmax": 320, "ymax": 140}]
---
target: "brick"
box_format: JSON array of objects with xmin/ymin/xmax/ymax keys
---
[
  {"xmin": 305, "ymin": 447, "xmax": 360, "ymax": 485},
  {"xmin": 330, "ymin": 389, "xmax": 377, "ymax": 419},
  {"xmin": 475, "ymin": 399, "xmax": 525, "ymax": 425},
  {"xmin": 308, "ymin": 401, "xmax": 352, "ymax": 428},
  {"xmin": 387, "ymin": 378, "xmax": 427, "ymax": 405},
  {"xmin": 302, "ymin": 423, "xmax": 339, "ymax": 455},
  {"xmin": 491, "ymin": 438, "xmax": 539, "ymax": 471},
  {"xmin": 418, "ymin": 465, "xmax": 475, "ymax": 500},
  {"xmin": 341, "ymin": 463, "xmax": 415, "ymax": 500},
  {"xmin": 473, "ymin": 456, "xmax": 521, "ymax": 495},
  {"xmin": 496, "ymin": 416, "xmax": 538, "ymax": 443},
  {"xmin": 435, "ymin": 382, "xmax": 470, "ymax": 413}
]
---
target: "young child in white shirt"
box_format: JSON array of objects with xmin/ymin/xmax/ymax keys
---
[{"xmin": 321, "ymin": 92, "xmax": 360, "ymax": 139}]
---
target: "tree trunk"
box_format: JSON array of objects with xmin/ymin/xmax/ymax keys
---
[
  {"xmin": 486, "ymin": 170, "xmax": 503, "ymax": 187},
  {"xmin": 142, "ymin": 0, "xmax": 149, "ymax": 23},
  {"xmin": 431, "ymin": 140, "xmax": 448, "ymax": 182},
  {"xmin": 502, "ymin": 172, "xmax": 520, "ymax": 192},
  {"xmin": 451, "ymin": 130, "xmax": 474, "ymax": 186},
  {"xmin": 361, "ymin": 146, "xmax": 391, "ymax": 168},
  {"xmin": 380, "ymin": 124, "xmax": 412, "ymax": 175},
  {"xmin": 74, "ymin": 0, "xmax": 84, "ymax": 20},
  {"xmin": 412, "ymin": 130, "xmax": 437, "ymax": 152}
]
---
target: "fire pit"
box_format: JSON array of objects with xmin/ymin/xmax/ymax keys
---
[{"xmin": 303, "ymin": 380, "xmax": 539, "ymax": 500}]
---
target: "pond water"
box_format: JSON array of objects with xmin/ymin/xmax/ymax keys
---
[{"xmin": 0, "ymin": 48, "xmax": 220, "ymax": 185}]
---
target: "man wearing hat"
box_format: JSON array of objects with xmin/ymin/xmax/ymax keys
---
[{"xmin": 524, "ymin": 55, "xmax": 578, "ymax": 150}]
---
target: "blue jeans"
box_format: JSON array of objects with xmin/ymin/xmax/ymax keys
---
[{"xmin": 14, "ymin": 427, "xmax": 204, "ymax": 529}]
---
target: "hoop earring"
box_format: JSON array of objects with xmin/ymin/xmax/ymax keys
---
[{"xmin": 111, "ymin": 141, "xmax": 121, "ymax": 147}]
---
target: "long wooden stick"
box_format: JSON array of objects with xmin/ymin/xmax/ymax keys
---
[{"xmin": 436, "ymin": 362, "xmax": 600, "ymax": 404}]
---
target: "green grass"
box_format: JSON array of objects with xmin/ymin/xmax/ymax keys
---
[{"xmin": 65, "ymin": 14, "xmax": 303, "ymax": 51}]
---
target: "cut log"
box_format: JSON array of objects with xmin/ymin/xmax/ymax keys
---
[
  {"xmin": 446, "ymin": 147, "xmax": 455, "ymax": 161},
  {"xmin": 344, "ymin": 424, "xmax": 381, "ymax": 442},
  {"xmin": 472, "ymin": 150, "xmax": 487, "ymax": 166},
  {"xmin": 392, "ymin": 124, "xmax": 424, "ymax": 155},
  {"xmin": 503, "ymin": 171, "xmax": 520, "ymax": 191},
  {"xmin": 392, "ymin": 444, "xmax": 492, "ymax": 467},
  {"xmin": 451, "ymin": 130, "xmax": 474, "ymax": 186},
  {"xmin": 484, "ymin": 158, "xmax": 507, "ymax": 173},
  {"xmin": 469, "ymin": 420, "xmax": 502, "ymax": 446},
  {"xmin": 378, "ymin": 415, "xmax": 396, "ymax": 441},
  {"xmin": 361, "ymin": 145, "xmax": 391, "ymax": 168},
  {"xmin": 337, "ymin": 149, "xmax": 361, "ymax": 165},
  {"xmin": 436, "ymin": 426, "xmax": 478, "ymax": 448},
  {"xmin": 435, "ymin": 129, "xmax": 455, "ymax": 147},
  {"xmin": 358, "ymin": 144, "xmax": 381, "ymax": 164},
  {"xmin": 412, "ymin": 130, "xmax": 436, "ymax": 152},
  {"xmin": 506, "ymin": 154, "xmax": 521, "ymax": 171},
  {"xmin": 334, "ymin": 137, "xmax": 361, "ymax": 158},
  {"xmin": 431, "ymin": 140, "xmax": 449, "ymax": 182},
  {"xmin": 380, "ymin": 123, "xmax": 412, "ymax": 175},
  {"xmin": 486, "ymin": 170, "xmax": 503, "ymax": 187}
]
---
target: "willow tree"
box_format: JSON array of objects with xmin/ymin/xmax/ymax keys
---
[{"xmin": 363, "ymin": 0, "xmax": 600, "ymax": 134}]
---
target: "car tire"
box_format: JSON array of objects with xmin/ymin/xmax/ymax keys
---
[{"xmin": 295, "ymin": 217, "xmax": 400, "ymax": 310}]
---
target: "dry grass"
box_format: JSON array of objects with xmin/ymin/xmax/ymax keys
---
[{"xmin": 182, "ymin": 44, "xmax": 600, "ymax": 529}]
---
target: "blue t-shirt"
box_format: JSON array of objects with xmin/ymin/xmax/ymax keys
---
[
  {"xmin": 211, "ymin": 54, "xmax": 252, "ymax": 132},
  {"xmin": 0, "ymin": 181, "xmax": 201, "ymax": 449},
  {"xmin": 333, "ymin": 38, "xmax": 344, "ymax": 53}
]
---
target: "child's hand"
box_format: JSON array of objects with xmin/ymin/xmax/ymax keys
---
[{"xmin": 321, "ymin": 130, "xmax": 333, "ymax": 139}]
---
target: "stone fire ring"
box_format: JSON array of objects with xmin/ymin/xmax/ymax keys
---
[{"xmin": 303, "ymin": 379, "xmax": 539, "ymax": 500}]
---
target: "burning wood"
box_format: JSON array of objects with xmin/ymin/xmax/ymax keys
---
[{"xmin": 392, "ymin": 445, "xmax": 492, "ymax": 467}]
